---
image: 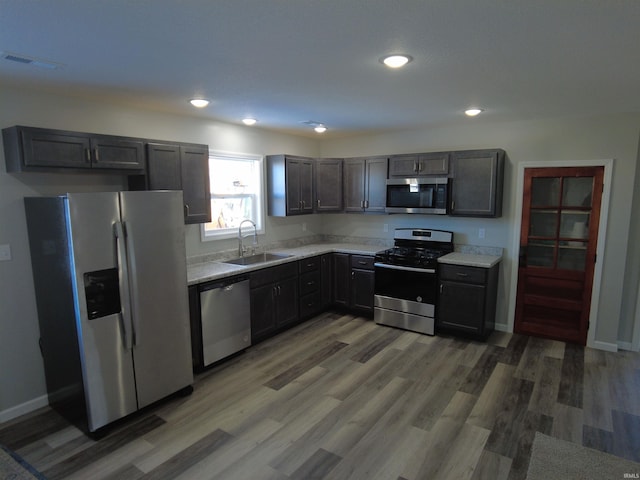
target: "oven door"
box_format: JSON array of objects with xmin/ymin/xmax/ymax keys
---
[{"xmin": 374, "ymin": 262, "xmax": 438, "ymax": 334}]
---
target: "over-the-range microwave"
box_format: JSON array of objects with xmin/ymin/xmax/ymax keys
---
[{"xmin": 385, "ymin": 177, "xmax": 449, "ymax": 214}]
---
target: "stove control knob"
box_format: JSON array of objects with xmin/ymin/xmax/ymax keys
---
[{"xmin": 416, "ymin": 296, "xmax": 423, "ymax": 302}]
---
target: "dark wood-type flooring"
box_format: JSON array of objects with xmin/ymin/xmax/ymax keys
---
[{"xmin": 2, "ymin": 311, "xmax": 639, "ymax": 479}]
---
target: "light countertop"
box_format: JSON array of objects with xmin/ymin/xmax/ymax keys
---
[
  {"xmin": 187, "ymin": 243, "xmax": 382, "ymax": 285},
  {"xmin": 438, "ymin": 252, "xmax": 502, "ymax": 268}
]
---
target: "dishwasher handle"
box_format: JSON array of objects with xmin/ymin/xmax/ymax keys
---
[{"xmin": 199, "ymin": 275, "xmax": 249, "ymax": 292}]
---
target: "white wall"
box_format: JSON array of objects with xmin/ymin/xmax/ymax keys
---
[
  {"xmin": 320, "ymin": 113, "xmax": 640, "ymax": 350},
  {"xmin": 0, "ymin": 84, "xmax": 320, "ymax": 420}
]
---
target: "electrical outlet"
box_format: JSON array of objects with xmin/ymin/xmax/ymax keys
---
[
  {"xmin": 302, "ymin": 222, "xmax": 307, "ymax": 232},
  {"xmin": 478, "ymin": 228, "xmax": 486, "ymax": 239},
  {"xmin": 0, "ymin": 244, "xmax": 11, "ymax": 261}
]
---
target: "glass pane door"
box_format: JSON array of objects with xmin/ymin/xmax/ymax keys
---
[{"xmin": 528, "ymin": 175, "xmax": 594, "ymax": 271}]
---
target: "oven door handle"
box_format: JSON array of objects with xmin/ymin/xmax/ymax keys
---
[{"xmin": 374, "ymin": 262, "xmax": 436, "ymax": 274}]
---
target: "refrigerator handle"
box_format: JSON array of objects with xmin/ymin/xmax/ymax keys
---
[{"xmin": 114, "ymin": 221, "xmax": 134, "ymax": 350}]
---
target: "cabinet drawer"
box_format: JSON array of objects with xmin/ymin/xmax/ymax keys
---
[
  {"xmin": 299, "ymin": 270, "xmax": 321, "ymax": 296},
  {"xmin": 298, "ymin": 256, "xmax": 320, "ymax": 274},
  {"xmin": 351, "ymin": 255, "xmax": 375, "ymax": 270},
  {"xmin": 439, "ymin": 264, "xmax": 487, "ymax": 285},
  {"xmin": 249, "ymin": 262, "xmax": 298, "ymax": 289},
  {"xmin": 299, "ymin": 291, "xmax": 322, "ymax": 318}
]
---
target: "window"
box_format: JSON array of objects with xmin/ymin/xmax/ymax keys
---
[{"xmin": 201, "ymin": 151, "xmax": 264, "ymax": 240}]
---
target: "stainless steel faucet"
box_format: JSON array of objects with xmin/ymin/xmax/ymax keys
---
[{"xmin": 238, "ymin": 219, "xmax": 257, "ymax": 257}]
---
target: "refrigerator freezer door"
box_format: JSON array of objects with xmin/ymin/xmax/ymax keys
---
[
  {"xmin": 65, "ymin": 192, "xmax": 138, "ymax": 432},
  {"xmin": 119, "ymin": 191, "xmax": 193, "ymax": 408}
]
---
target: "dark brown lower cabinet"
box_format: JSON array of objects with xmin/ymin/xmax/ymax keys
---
[
  {"xmin": 436, "ymin": 263, "xmax": 499, "ymax": 340},
  {"xmin": 250, "ymin": 263, "xmax": 299, "ymax": 344},
  {"xmin": 333, "ymin": 253, "xmax": 375, "ymax": 315}
]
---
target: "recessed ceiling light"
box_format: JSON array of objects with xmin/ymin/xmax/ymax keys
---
[
  {"xmin": 314, "ymin": 125, "xmax": 327, "ymax": 133},
  {"xmin": 189, "ymin": 98, "xmax": 209, "ymax": 108},
  {"xmin": 380, "ymin": 54, "xmax": 412, "ymax": 69},
  {"xmin": 465, "ymin": 108, "xmax": 484, "ymax": 117},
  {"xmin": 242, "ymin": 118, "xmax": 257, "ymax": 126}
]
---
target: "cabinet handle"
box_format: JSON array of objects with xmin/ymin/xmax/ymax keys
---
[
  {"xmin": 360, "ymin": 200, "xmax": 365, "ymax": 208},
  {"xmin": 184, "ymin": 204, "xmax": 190, "ymax": 217},
  {"xmin": 440, "ymin": 284, "xmax": 443, "ymax": 294},
  {"xmin": 94, "ymin": 148, "xmax": 99, "ymax": 163},
  {"xmin": 278, "ymin": 285, "xmax": 281, "ymax": 295},
  {"xmin": 302, "ymin": 200, "xmax": 306, "ymax": 208},
  {"xmin": 351, "ymin": 271, "xmax": 355, "ymax": 279},
  {"xmin": 307, "ymin": 281, "xmax": 315, "ymax": 286},
  {"xmin": 85, "ymin": 148, "xmax": 91, "ymax": 163},
  {"xmin": 317, "ymin": 199, "xmax": 321, "ymax": 208},
  {"xmin": 364, "ymin": 200, "xmax": 369, "ymax": 209},
  {"xmin": 451, "ymin": 201, "xmax": 455, "ymax": 211},
  {"xmin": 358, "ymin": 261, "xmax": 367, "ymax": 265},
  {"xmin": 456, "ymin": 273, "xmax": 468, "ymax": 277}
]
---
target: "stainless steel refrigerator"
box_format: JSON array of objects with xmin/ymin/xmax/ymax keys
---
[{"xmin": 24, "ymin": 191, "xmax": 193, "ymax": 434}]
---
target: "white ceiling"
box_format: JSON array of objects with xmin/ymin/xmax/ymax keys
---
[{"xmin": 1, "ymin": 1, "xmax": 639, "ymax": 138}]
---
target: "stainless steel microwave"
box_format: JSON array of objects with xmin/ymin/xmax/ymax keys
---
[{"xmin": 385, "ymin": 177, "xmax": 449, "ymax": 214}]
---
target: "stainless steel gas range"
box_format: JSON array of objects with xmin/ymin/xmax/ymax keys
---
[{"xmin": 373, "ymin": 228, "xmax": 454, "ymax": 335}]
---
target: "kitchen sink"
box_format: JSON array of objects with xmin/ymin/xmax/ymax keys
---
[{"xmin": 222, "ymin": 252, "xmax": 292, "ymax": 266}]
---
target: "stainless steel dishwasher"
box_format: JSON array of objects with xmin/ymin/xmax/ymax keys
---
[{"xmin": 199, "ymin": 275, "xmax": 250, "ymax": 367}]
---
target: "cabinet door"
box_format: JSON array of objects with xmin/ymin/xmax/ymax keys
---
[
  {"xmin": 351, "ymin": 268, "xmax": 375, "ymax": 312},
  {"xmin": 315, "ymin": 158, "xmax": 343, "ymax": 212},
  {"xmin": 21, "ymin": 128, "xmax": 91, "ymax": 169},
  {"xmin": 91, "ymin": 136, "xmax": 144, "ymax": 170},
  {"xmin": 320, "ymin": 254, "xmax": 333, "ymax": 309},
  {"xmin": 419, "ymin": 152, "xmax": 449, "ymax": 175},
  {"xmin": 343, "ymin": 158, "xmax": 366, "ymax": 212},
  {"xmin": 147, "ymin": 143, "xmax": 181, "ymax": 190},
  {"xmin": 450, "ymin": 150, "xmax": 504, "ymax": 217},
  {"xmin": 250, "ymin": 284, "xmax": 276, "ymax": 342},
  {"xmin": 180, "ymin": 145, "xmax": 211, "ymax": 224},
  {"xmin": 300, "ymin": 159, "xmax": 315, "ymax": 214},
  {"xmin": 333, "ymin": 253, "xmax": 350, "ymax": 306},
  {"xmin": 285, "ymin": 158, "xmax": 303, "ymax": 214},
  {"xmin": 275, "ymin": 276, "xmax": 299, "ymax": 328},
  {"xmin": 365, "ymin": 157, "xmax": 387, "ymax": 212},
  {"xmin": 437, "ymin": 280, "xmax": 486, "ymax": 335},
  {"xmin": 388, "ymin": 155, "xmax": 420, "ymax": 176}
]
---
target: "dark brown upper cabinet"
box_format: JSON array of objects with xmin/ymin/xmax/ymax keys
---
[
  {"xmin": 267, "ymin": 154, "xmax": 314, "ymax": 216},
  {"xmin": 129, "ymin": 142, "xmax": 211, "ymax": 224},
  {"xmin": 449, "ymin": 149, "xmax": 505, "ymax": 217},
  {"xmin": 343, "ymin": 156, "xmax": 387, "ymax": 213},
  {"xmin": 315, "ymin": 158, "xmax": 343, "ymax": 212},
  {"xmin": 388, "ymin": 152, "xmax": 449, "ymax": 177},
  {"xmin": 3, "ymin": 126, "xmax": 144, "ymax": 173}
]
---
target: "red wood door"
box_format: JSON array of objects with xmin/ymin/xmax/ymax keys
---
[{"xmin": 515, "ymin": 166, "xmax": 604, "ymax": 345}]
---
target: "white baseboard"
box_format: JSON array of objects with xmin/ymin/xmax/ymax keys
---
[
  {"xmin": 589, "ymin": 340, "xmax": 619, "ymax": 352},
  {"xmin": 494, "ymin": 323, "xmax": 510, "ymax": 333},
  {"xmin": 617, "ymin": 341, "xmax": 638, "ymax": 352},
  {"xmin": 0, "ymin": 394, "xmax": 48, "ymax": 424}
]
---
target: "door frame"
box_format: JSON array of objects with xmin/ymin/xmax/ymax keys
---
[{"xmin": 507, "ymin": 159, "xmax": 614, "ymax": 351}]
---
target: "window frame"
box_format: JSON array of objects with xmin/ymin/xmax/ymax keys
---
[{"xmin": 200, "ymin": 150, "xmax": 265, "ymax": 242}]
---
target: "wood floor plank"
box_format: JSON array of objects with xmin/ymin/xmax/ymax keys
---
[
  {"xmin": 467, "ymin": 363, "xmax": 517, "ymax": 430},
  {"xmin": 458, "ymin": 345, "xmax": 504, "ymax": 396},
  {"xmin": 484, "ymin": 377, "xmax": 535, "ymax": 458},
  {"xmin": 527, "ymin": 356, "xmax": 562, "ymax": 416},
  {"xmin": 470, "ymin": 449, "xmax": 512, "ymax": 480},
  {"xmin": 288, "ymin": 447, "xmax": 342, "ymax": 480},
  {"xmin": 557, "ymin": 342, "xmax": 584, "ymax": 408},
  {"xmin": 551, "ymin": 403, "xmax": 583, "ymax": 444}
]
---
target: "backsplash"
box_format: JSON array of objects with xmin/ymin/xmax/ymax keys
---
[{"xmin": 187, "ymin": 235, "xmax": 502, "ymax": 265}]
